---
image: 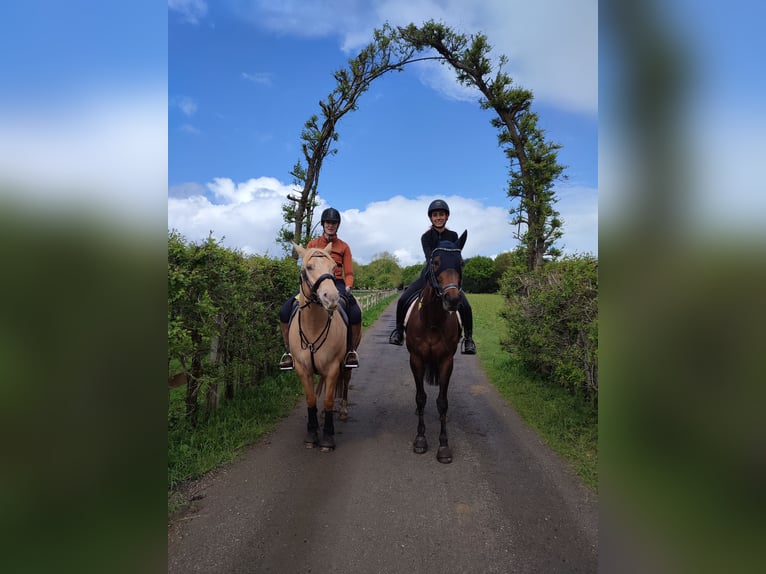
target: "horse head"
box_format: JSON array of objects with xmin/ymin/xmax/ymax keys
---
[
  {"xmin": 427, "ymin": 230, "xmax": 467, "ymax": 312},
  {"xmin": 293, "ymin": 242, "xmax": 340, "ymax": 313}
]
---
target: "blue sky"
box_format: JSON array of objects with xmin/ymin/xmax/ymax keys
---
[{"xmin": 168, "ymin": 0, "xmax": 598, "ymax": 265}]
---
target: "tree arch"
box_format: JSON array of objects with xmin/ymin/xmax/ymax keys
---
[{"xmin": 278, "ymin": 20, "xmax": 567, "ymax": 272}]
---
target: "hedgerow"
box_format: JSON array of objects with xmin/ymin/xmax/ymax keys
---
[
  {"xmin": 168, "ymin": 230, "xmax": 298, "ymax": 425},
  {"xmin": 499, "ymin": 255, "xmax": 598, "ymax": 406}
]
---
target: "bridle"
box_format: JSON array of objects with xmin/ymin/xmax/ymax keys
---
[
  {"xmin": 296, "ymin": 250, "xmax": 337, "ymax": 372},
  {"xmin": 425, "ymin": 246, "xmax": 464, "ymax": 301},
  {"xmin": 299, "ymin": 251, "xmax": 336, "ymax": 306}
]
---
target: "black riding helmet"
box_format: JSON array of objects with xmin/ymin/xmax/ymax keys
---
[
  {"xmin": 320, "ymin": 207, "xmax": 341, "ymax": 226},
  {"xmin": 427, "ymin": 199, "xmax": 450, "ymax": 216}
]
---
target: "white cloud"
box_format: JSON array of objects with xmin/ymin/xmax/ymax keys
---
[
  {"xmin": 167, "ymin": 179, "xmax": 598, "ymax": 264},
  {"xmin": 232, "ymin": 0, "xmax": 596, "ymax": 114},
  {"xmin": 241, "ymin": 72, "xmax": 273, "ymax": 86},
  {"xmin": 173, "ymin": 96, "xmax": 197, "ymax": 116},
  {"xmin": 168, "ymin": 177, "xmax": 300, "ymax": 258},
  {"xmin": 168, "ymin": 0, "xmax": 208, "ymax": 25}
]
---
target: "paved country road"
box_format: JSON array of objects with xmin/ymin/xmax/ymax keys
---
[{"xmin": 168, "ymin": 300, "xmax": 598, "ymax": 573}]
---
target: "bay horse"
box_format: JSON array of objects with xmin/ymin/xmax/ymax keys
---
[
  {"xmin": 289, "ymin": 242, "xmax": 350, "ymax": 451},
  {"xmin": 405, "ymin": 231, "xmax": 467, "ymax": 463}
]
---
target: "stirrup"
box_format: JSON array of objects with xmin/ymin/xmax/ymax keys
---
[
  {"xmin": 461, "ymin": 338, "xmax": 476, "ymax": 355},
  {"xmin": 279, "ymin": 352, "xmax": 294, "ymax": 370},
  {"xmin": 344, "ymin": 350, "xmax": 359, "ymax": 368}
]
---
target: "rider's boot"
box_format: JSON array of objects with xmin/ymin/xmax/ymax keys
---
[
  {"xmin": 461, "ymin": 331, "xmax": 477, "ymax": 355},
  {"xmin": 344, "ymin": 323, "xmax": 360, "ymax": 368},
  {"xmin": 279, "ymin": 321, "xmax": 294, "ymax": 370},
  {"xmin": 389, "ymin": 324, "xmax": 405, "ymax": 346}
]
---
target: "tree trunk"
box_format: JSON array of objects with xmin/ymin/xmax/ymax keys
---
[{"xmin": 186, "ymin": 331, "xmax": 203, "ymax": 427}]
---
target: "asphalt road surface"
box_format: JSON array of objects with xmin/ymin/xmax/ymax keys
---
[{"xmin": 168, "ymin": 300, "xmax": 598, "ymax": 573}]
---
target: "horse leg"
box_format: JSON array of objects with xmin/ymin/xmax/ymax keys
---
[
  {"xmin": 297, "ymin": 368, "xmax": 319, "ymax": 447},
  {"xmin": 338, "ymin": 369, "xmax": 350, "ymax": 421},
  {"xmin": 318, "ymin": 376, "xmax": 337, "ymax": 451},
  {"xmin": 410, "ymin": 355, "xmax": 428, "ymax": 454},
  {"xmin": 319, "ymin": 408, "xmax": 335, "ymax": 451},
  {"xmin": 338, "ymin": 322, "xmax": 360, "ymax": 421},
  {"xmin": 305, "ymin": 405, "xmax": 319, "ymax": 447},
  {"xmin": 436, "ymin": 358, "xmax": 454, "ymax": 463}
]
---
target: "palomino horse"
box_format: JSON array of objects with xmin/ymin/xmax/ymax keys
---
[
  {"xmin": 289, "ymin": 242, "xmax": 349, "ymax": 451},
  {"xmin": 405, "ymin": 231, "xmax": 467, "ymax": 463}
]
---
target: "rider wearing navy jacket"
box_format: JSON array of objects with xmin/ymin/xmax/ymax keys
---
[{"xmin": 389, "ymin": 199, "xmax": 476, "ymax": 354}]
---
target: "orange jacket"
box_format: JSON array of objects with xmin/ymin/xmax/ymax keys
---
[{"xmin": 306, "ymin": 234, "xmax": 354, "ymax": 289}]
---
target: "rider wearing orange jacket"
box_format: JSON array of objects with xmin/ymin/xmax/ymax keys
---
[{"xmin": 278, "ymin": 207, "xmax": 362, "ymax": 369}]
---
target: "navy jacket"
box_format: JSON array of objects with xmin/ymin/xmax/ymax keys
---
[{"xmin": 421, "ymin": 226, "xmax": 459, "ymax": 261}]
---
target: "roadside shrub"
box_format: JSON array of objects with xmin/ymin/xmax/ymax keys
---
[
  {"xmin": 168, "ymin": 230, "xmax": 298, "ymax": 424},
  {"xmin": 499, "ymin": 255, "xmax": 598, "ymax": 405},
  {"xmin": 463, "ymin": 255, "xmax": 500, "ymax": 293}
]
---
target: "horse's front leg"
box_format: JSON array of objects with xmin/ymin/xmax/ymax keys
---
[
  {"xmin": 296, "ymin": 366, "xmax": 319, "ymax": 447},
  {"xmin": 436, "ymin": 357, "xmax": 454, "ymax": 464},
  {"xmin": 410, "ymin": 355, "xmax": 428, "ymax": 454},
  {"xmin": 319, "ymin": 369, "xmax": 340, "ymax": 451}
]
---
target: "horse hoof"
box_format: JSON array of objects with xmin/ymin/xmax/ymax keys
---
[
  {"xmin": 437, "ymin": 446, "xmax": 452, "ymax": 464},
  {"xmin": 319, "ymin": 437, "xmax": 335, "ymax": 451},
  {"xmin": 304, "ymin": 432, "xmax": 318, "ymax": 447},
  {"xmin": 339, "ymin": 411, "xmax": 348, "ymax": 422},
  {"xmin": 413, "ymin": 436, "xmax": 428, "ymax": 454}
]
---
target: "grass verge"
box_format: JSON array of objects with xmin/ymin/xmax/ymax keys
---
[
  {"xmin": 470, "ymin": 293, "xmax": 598, "ymax": 491},
  {"xmin": 167, "ymin": 374, "xmax": 303, "ymax": 514}
]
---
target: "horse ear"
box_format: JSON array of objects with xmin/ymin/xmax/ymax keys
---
[
  {"xmin": 324, "ymin": 242, "xmax": 333, "ymax": 254},
  {"xmin": 293, "ymin": 242, "xmax": 306, "ymax": 259},
  {"xmin": 457, "ymin": 230, "xmax": 468, "ymax": 250}
]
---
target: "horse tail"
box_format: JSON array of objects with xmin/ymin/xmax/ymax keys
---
[
  {"xmin": 424, "ymin": 362, "xmax": 440, "ymax": 387},
  {"xmin": 315, "ymin": 373, "xmax": 348, "ymax": 399},
  {"xmin": 334, "ymin": 373, "xmax": 347, "ymax": 398}
]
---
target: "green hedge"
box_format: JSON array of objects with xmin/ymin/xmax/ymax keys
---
[
  {"xmin": 499, "ymin": 255, "xmax": 598, "ymax": 405},
  {"xmin": 168, "ymin": 231, "xmax": 298, "ymax": 425}
]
